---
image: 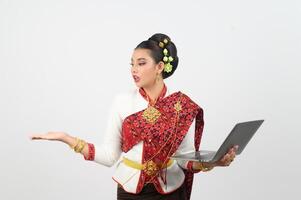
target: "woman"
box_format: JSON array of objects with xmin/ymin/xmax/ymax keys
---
[{"xmin": 30, "ymin": 33, "xmax": 238, "ymax": 200}]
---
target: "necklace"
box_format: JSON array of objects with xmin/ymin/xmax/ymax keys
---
[
  {"xmin": 142, "ymin": 95, "xmax": 161, "ymax": 124},
  {"xmin": 140, "ymin": 84, "xmax": 167, "ymax": 124}
]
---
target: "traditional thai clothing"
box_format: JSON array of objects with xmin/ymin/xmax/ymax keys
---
[{"xmin": 84, "ymin": 83, "xmax": 204, "ymax": 199}]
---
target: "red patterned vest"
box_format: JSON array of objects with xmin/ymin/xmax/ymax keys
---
[{"xmin": 121, "ymin": 88, "xmax": 204, "ymax": 198}]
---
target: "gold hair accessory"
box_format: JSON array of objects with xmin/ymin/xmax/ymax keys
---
[
  {"xmin": 159, "ymin": 38, "xmax": 169, "ymax": 48},
  {"xmin": 158, "ymin": 38, "xmax": 174, "ymax": 73},
  {"xmin": 159, "ymin": 42, "xmax": 164, "ymax": 48}
]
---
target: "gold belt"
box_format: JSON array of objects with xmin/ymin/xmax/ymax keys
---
[{"xmin": 123, "ymin": 157, "xmax": 174, "ymax": 176}]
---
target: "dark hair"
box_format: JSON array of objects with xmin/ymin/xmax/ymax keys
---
[{"xmin": 135, "ymin": 33, "xmax": 179, "ymax": 79}]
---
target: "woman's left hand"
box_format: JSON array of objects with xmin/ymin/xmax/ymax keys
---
[
  {"xmin": 192, "ymin": 145, "xmax": 239, "ymax": 171},
  {"xmin": 215, "ymin": 145, "xmax": 239, "ymax": 167}
]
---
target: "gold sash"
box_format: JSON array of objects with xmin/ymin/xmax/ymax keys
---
[{"xmin": 123, "ymin": 157, "xmax": 174, "ymax": 176}]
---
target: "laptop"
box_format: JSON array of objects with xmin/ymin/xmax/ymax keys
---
[{"xmin": 171, "ymin": 120, "xmax": 264, "ymax": 163}]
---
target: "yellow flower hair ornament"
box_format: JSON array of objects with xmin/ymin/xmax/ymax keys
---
[{"xmin": 158, "ymin": 38, "xmax": 173, "ymax": 73}]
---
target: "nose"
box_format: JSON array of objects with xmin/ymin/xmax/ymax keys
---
[{"xmin": 131, "ymin": 64, "xmax": 138, "ymax": 74}]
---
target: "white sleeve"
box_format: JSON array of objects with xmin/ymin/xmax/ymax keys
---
[
  {"xmin": 173, "ymin": 118, "xmax": 196, "ymax": 170},
  {"xmin": 93, "ymin": 95, "xmax": 123, "ymax": 167}
]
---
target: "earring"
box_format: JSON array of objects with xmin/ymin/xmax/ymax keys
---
[{"xmin": 156, "ymin": 73, "xmax": 161, "ymax": 81}]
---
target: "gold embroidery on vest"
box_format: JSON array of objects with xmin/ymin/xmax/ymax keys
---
[
  {"xmin": 143, "ymin": 160, "xmax": 159, "ymax": 176},
  {"xmin": 142, "ymin": 106, "xmax": 161, "ymax": 124},
  {"xmin": 174, "ymin": 101, "xmax": 182, "ymax": 112}
]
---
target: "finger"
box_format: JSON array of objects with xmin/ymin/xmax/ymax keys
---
[
  {"xmin": 228, "ymin": 148, "xmax": 235, "ymax": 155},
  {"xmin": 225, "ymin": 154, "xmax": 235, "ymax": 162},
  {"xmin": 30, "ymin": 136, "xmax": 43, "ymax": 140},
  {"xmin": 221, "ymin": 160, "xmax": 230, "ymax": 166},
  {"xmin": 225, "ymin": 152, "xmax": 233, "ymax": 158},
  {"xmin": 229, "ymin": 146, "xmax": 236, "ymax": 152},
  {"xmin": 30, "ymin": 134, "xmax": 45, "ymax": 140},
  {"xmin": 226, "ymin": 158, "xmax": 232, "ymax": 164},
  {"xmin": 229, "ymin": 152, "xmax": 236, "ymax": 158},
  {"xmin": 225, "ymin": 159, "xmax": 231, "ymax": 165},
  {"xmin": 229, "ymin": 149, "xmax": 236, "ymax": 155},
  {"xmin": 222, "ymin": 154, "xmax": 230, "ymax": 163},
  {"xmin": 230, "ymin": 154, "xmax": 236, "ymax": 162},
  {"xmin": 234, "ymin": 145, "xmax": 239, "ymax": 152},
  {"xmin": 221, "ymin": 154, "xmax": 229, "ymax": 162},
  {"xmin": 228, "ymin": 153, "xmax": 235, "ymax": 160}
]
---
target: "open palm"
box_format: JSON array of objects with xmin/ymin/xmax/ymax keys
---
[{"xmin": 29, "ymin": 131, "xmax": 66, "ymax": 141}]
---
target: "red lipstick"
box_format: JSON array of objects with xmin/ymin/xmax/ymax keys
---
[{"xmin": 133, "ymin": 75, "xmax": 140, "ymax": 82}]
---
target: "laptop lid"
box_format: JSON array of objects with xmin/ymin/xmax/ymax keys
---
[{"xmin": 211, "ymin": 119, "xmax": 264, "ymax": 162}]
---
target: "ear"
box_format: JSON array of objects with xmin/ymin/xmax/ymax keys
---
[{"xmin": 156, "ymin": 61, "xmax": 165, "ymax": 74}]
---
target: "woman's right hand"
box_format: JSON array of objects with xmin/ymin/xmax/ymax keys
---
[
  {"xmin": 29, "ymin": 132, "xmax": 90, "ymax": 157},
  {"xmin": 29, "ymin": 131, "xmax": 68, "ymax": 142}
]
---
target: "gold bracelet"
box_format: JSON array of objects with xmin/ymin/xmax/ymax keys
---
[
  {"xmin": 74, "ymin": 139, "xmax": 86, "ymax": 153},
  {"xmin": 195, "ymin": 162, "xmax": 214, "ymax": 172},
  {"xmin": 194, "ymin": 162, "xmax": 204, "ymax": 171},
  {"xmin": 69, "ymin": 137, "xmax": 86, "ymax": 153},
  {"xmin": 202, "ymin": 163, "xmax": 214, "ymax": 172}
]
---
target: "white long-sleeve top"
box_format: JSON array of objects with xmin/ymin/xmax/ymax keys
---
[{"xmin": 86, "ymin": 83, "xmax": 202, "ymax": 194}]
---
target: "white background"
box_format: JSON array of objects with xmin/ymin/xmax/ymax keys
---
[{"xmin": 1, "ymin": 0, "xmax": 300, "ymax": 199}]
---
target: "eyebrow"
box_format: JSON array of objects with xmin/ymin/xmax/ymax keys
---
[{"xmin": 131, "ymin": 58, "xmax": 147, "ymax": 61}]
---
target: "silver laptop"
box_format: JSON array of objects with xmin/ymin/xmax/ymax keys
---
[{"xmin": 171, "ymin": 120, "xmax": 264, "ymax": 163}]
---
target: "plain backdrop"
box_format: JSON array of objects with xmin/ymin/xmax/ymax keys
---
[{"xmin": 1, "ymin": 0, "xmax": 300, "ymax": 199}]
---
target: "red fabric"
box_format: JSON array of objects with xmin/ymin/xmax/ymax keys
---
[
  {"xmin": 121, "ymin": 90, "xmax": 204, "ymax": 197},
  {"xmin": 83, "ymin": 143, "xmax": 95, "ymax": 161},
  {"xmin": 139, "ymin": 84, "xmax": 167, "ymax": 106},
  {"xmin": 186, "ymin": 161, "xmax": 201, "ymax": 173},
  {"xmin": 83, "ymin": 84, "xmax": 204, "ymax": 199},
  {"xmin": 183, "ymin": 108, "xmax": 204, "ymax": 199}
]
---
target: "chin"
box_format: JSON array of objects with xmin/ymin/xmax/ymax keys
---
[
  {"xmin": 134, "ymin": 82, "xmax": 143, "ymax": 88},
  {"xmin": 134, "ymin": 80, "xmax": 148, "ymax": 88}
]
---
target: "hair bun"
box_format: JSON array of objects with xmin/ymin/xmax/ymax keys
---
[{"xmin": 136, "ymin": 33, "xmax": 179, "ymax": 79}]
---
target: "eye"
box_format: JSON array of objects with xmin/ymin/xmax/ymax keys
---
[{"xmin": 138, "ymin": 62, "xmax": 145, "ymax": 66}]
